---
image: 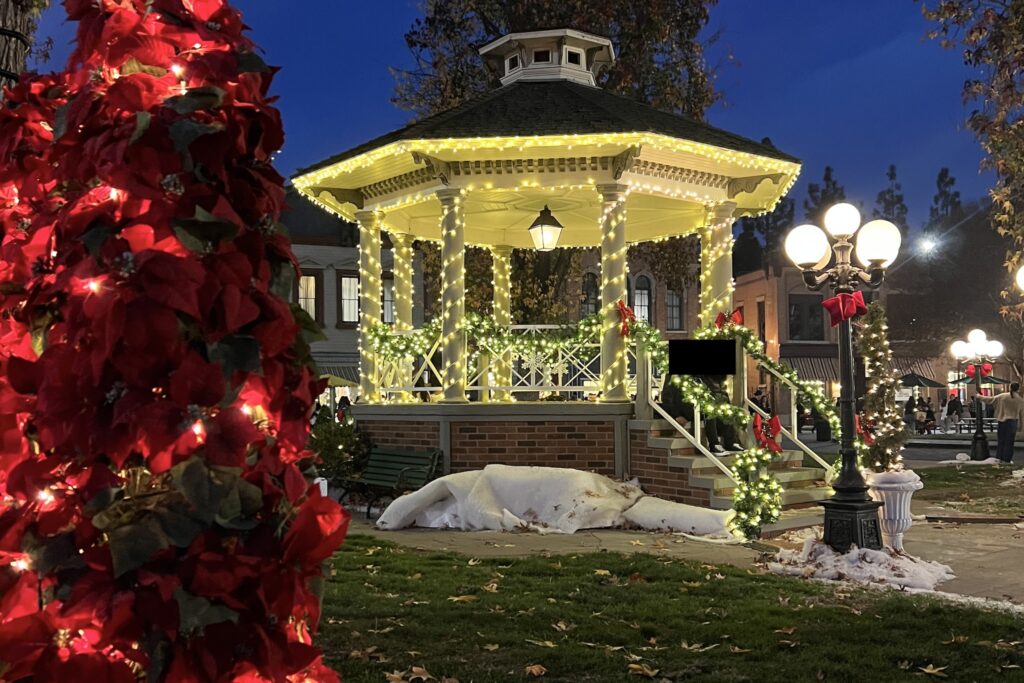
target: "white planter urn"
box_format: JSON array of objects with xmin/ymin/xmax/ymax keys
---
[{"xmin": 865, "ymin": 469, "xmax": 923, "ymax": 553}]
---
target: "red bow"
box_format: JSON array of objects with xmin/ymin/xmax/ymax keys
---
[
  {"xmin": 616, "ymin": 299, "xmax": 635, "ymax": 337},
  {"xmin": 753, "ymin": 413, "xmax": 783, "ymax": 453},
  {"xmin": 821, "ymin": 291, "xmax": 867, "ymax": 327},
  {"xmin": 965, "ymin": 363, "xmax": 993, "ymax": 379},
  {"xmin": 714, "ymin": 308, "xmax": 744, "ymax": 329},
  {"xmin": 856, "ymin": 415, "xmax": 875, "ymax": 446}
]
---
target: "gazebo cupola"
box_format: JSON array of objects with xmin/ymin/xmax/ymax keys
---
[
  {"xmin": 293, "ymin": 28, "xmax": 800, "ymax": 405},
  {"xmin": 478, "ymin": 28, "xmax": 615, "ymax": 87}
]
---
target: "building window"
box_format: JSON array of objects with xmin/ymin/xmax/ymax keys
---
[
  {"xmin": 337, "ymin": 271, "xmax": 359, "ymax": 328},
  {"xmin": 788, "ymin": 294, "xmax": 825, "ymax": 341},
  {"xmin": 634, "ymin": 275, "xmax": 652, "ymax": 324},
  {"xmin": 533, "ymin": 49, "xmax": 551, "ymax": 63},
  {"xmin": 581, "ymin": 272, "xmax": 599, "ymax": 317},
  {"xmin": 565, "ymin": 47, "xmax": 583, "ymax": 67},
  {"xmin": 757, "ymin": 300, "xmax": 766, "ymax": 343},
  {"xmin": 295, "ymin": 268, "xmax": 323, "ymax": 325},
  {"xmin": 506, "ymin": 54, "xmax": 520, "ymax": 73},
  {"xmin": 666, "ymin": 289, "xmax": 684, "ymax": 330},
  {"xmin": 383, "ymin": 277, "xmax": 395, "ymax": 324}
]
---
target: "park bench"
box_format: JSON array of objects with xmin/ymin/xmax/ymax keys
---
[{"xmin": 341, "ymin": 447, "xmax": 442, "ymax": 518}]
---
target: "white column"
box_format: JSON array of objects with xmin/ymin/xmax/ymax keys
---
[
  {"xmin": 391, "ymin": 233, "xmax": 415, "ymax": 331},
  {"xmin": 355, "ymin": 210, "xmax": 383, "ymax": 403},
  {"xmin": 437, "ymin": 188, "xmax": 468, "ymax": 403},
  {"xmin": 491, "ymin": 245, "xmax": 513, "ymax": 401},
  {"xmin": 598, "ymin": 183, "xmax": 629, "ymax": 402},
  {"xmin": 699, "ymin": 202, "xmax": 738, "ymax": 326}
]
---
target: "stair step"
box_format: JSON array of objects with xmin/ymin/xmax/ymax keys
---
[
  {"xmin": 710, "ymin": 485, "xmax": 832, "ymax": 511},
  {"xmin": 694, "ymin": 467, "xmax": 825, "ymax": 494},
  {"xmin": 671, "ymin": 450, "xmax": 806, "ymax": 472}
]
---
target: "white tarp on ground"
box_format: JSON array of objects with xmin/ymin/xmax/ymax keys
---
[{"xmin": 375, "ymin": 464, "xmax": 734, "ymax": 536}]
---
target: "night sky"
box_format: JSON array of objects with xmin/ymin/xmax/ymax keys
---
[{"xmin": 32, "ymin": 1, "xmax": 989, "ymax": 233}]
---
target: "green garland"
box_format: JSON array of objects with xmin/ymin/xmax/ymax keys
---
[
  {"xmin": 695, "ymin": 322, "xmax": 842, "ymax": 438},
  {"xmin": 730, "ymin": 445, "xmax": 784, "ymax": 538}
]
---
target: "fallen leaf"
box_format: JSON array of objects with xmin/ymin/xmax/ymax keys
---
[
  {"xmin": 552, "ymin": 621, "xmax": 576, "ymax": 632},
  {"xmin": 482, "ymin": 581, "xmax": 500, "ymax": 593},
  {"xmin": 729, "ymin": 645, "xmax": 751, "ymax": 654},
  {"xmin": 524, "ymin": 664, "xmax": 547, "ymax": 677},
  {"xmin": 446, "ymin": 595, "xmax": 478, "ymax": 603},
  {"xmin": 777, "ymin": 640, "xmax": 800, "ymax": 648},
  {"xmin": 775, "ymin": 627, "xmax": 797, "ymax": 635},
  {"xmin": 630, "ymin": 540, "xmax": 646, "ymax": 546},
  {"xmin": 943, "ymin": 633, "xmax": 969, "ymax": 645},
  {"xmin": 385, "ymin": 671, "xmax": 406, "ymax": 683},
  {"xmin": 468, "ymin": 558, "xmax": 482, "ymax": 566},
  {"xmin": 525, "ymin": 639, "xmax": 558, "ymax": 648},
  {"xmin": 408, "ymin": 573, "xmax": 423, "ymax": 581},
  {"xmin": 408, "ymin": 666, "xmax": 435, "ymax": 682},
  {"xmin": 441, "ymin": 678, "xmax": 459, "ymax": 683},
  {"xmin": 897, "ymin": 660, "xmax": 912, "ymax": 670},
  {"xmin": 627, "ymin": 663, "xmax": 660, "ymax": 678},
  {"xmin": 919, "ymin": 664, "xmax": 948, "ymax": 678},
  {"xmin": 816, "ymin": 670, "xmax": 825, "ymax": 681},
  {"xmin": 482, "ymin": 644, "xmax": 500, "ymax": 652},
  {"xmin": 405, "ymin": 651, "xmax": 421, "ymax": 657},
  {"xmin": 368, "ymin": 626, "xmax": 395, "ymax": 635},
  {"xmin": 594, "ymin": 569, "xmax": 612, "ymax": 576}
]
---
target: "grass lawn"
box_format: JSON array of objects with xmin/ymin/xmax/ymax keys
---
[
  {"xmin": 916, "ymin": 466, "xmax": 1024, "ymax": 516},
  {"xmin": 319, "ymin": 534, "xmax": 1024, "ymax": 682}
]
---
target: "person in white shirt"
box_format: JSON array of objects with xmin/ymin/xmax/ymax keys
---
[{"xmin": 977, "ymin": 382, "xmax": 1024, "ymax": 463}]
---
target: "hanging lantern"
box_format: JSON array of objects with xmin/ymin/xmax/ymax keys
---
[{"xmin": 528, "ymin": 205, "xmax": 563, "ymax": 251}]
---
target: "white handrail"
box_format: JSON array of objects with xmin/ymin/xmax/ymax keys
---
[
  {"xmin": 746, "ymin": 397, "xmax": 831, "ymax": 471},
  {"xmin": 649, "ymin": 399, "xmax": 738, "ymax": 484}
]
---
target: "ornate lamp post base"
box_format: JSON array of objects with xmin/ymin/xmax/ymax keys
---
[
  {"xmin": 970, "ymin": 431, "xmax": 990, "ymax": 461},
  {"xmin": 821, "ymin": 498, "xmax": 883, "ymax": 553}
]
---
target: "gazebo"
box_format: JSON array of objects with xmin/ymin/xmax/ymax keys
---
[{"xmin": 293, "ymin": 29, "xmax": 811, "ymax": 506}]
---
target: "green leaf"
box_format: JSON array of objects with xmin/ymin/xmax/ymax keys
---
[
  {"xmin": 173, "ymin": 205, "xmax": 239, "ymax": 253},
  {"xmin": 168, "ymin": 119, "xmax": 222, "ymax": 170},
  {"xmin": 236, "ymin": 51, "xmax": 270, "ymax": 73},
  {"xmin": 155, "ymin": 506, "xmax": 204, "ymax": 548},
  {"xmin": 130, "ymin": 111, "xmax": 152, "ymax": 144},
  {"xmin": 121, "ymin": 58, "xmax": 167, "ymax": 78},
  {"xmin": 237, "ymin": 479, "xmax": 264, "ymax": 516},
  {"xmin": 108, "ymin": 516, "xmax": 170, "ymax": 577},
  {"xmin": 173, "ymin": 587, "xmax": 239, "ymax": 636},
  {"xmin": 53, "ymin": 102, "xmax": 70, "ymax": 140},
  {"xmin": 80, "ymin": 222, "xmax": 113, "ymax": 257},
  {"xmin": 172, "ymin": 457, "xmax": 222, "ymax": 523},
  {"xmin": 27, "ymin": 532, "xmax": 84, "ymax": 574},
  {"xmin": 165, "ymin": 86, "xmax": 225, "ymax": 114},
  {"xmin": 292, "ymin": 304, "xmax": 327, "ymax": 344},
  {"xmin": 83, "ymin": 486, "xmax": 123, "ymax": 517},
  {"xmin": 207, "ymin": 335, "xmax": 262, "ymax": 379}
]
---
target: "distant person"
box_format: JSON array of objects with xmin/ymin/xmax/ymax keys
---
[
  {"xmin": 750, "ymin": 387, "xmax": 766, "ymax": 414},
  {"xmin": 944, "ymin": 393, "xmax": 963, "ymax": 432},
  {"xmin": 977, "ymin": 382, "xmax": 1024, "ymax": 463},
  {"xmin": 904, "ymin": 397, "xmax": 916, "ymax": 434}
]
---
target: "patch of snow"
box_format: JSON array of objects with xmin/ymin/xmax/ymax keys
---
[
  {"xmin": 1000, "ymin": 469, "xmax": 1024, "ymax": 488},
  {"xmin": 375, "ymin": 464, "xmax": 734, "ymax": 537},
  {"xmin": 937, "ymin": 456, "xmax": 1002, "ymax": 465},
  {"xmin": 766, "ymin": 539, "xmax": 955, "ymax": 591},
  {"xmin": 776, "ymin": 526, "xmax": 822, "ymax": 544}
]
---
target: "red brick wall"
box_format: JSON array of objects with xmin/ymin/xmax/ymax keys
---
[
  {"xmin": 627, "ymin": 430, "xmax": 710, "ymax": 507},
  {"xmin": 449, "ymin": 420, "xmax": 615, "ymax": 474},
  {"xmin": 358, "ymin": 420, "xmax": 440, "ymax": 450}
]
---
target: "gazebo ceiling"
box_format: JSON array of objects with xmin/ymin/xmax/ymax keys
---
[{"xmin": 293, "ymin": 78, "xmax": 801, "ymax": 248}]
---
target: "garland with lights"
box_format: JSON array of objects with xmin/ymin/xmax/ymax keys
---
[
  {"xmin": 695, "ymin": 321, "xmax": 842, "ymax": 437},
  {"xmin": 854, "ymin": 302, "xmax": 907, "ymax": 472},
  {"xmin": 0, "ymin": 2, "xmax": 346, "ymax": 680},
  {"xmin": 729, "ymin": 446, "xmax": 783, "ymax": 538}
]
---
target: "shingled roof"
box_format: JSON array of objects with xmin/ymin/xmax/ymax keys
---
[{"xmin": 296, "ymin": 79, "xmax": 798, "ymax": 176}]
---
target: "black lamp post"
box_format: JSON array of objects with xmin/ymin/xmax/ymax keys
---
[
  {"xmin": 951, "ymin": 330, "xmax": 1003, "ymax": 461},
  {"xmin": 784, "ymin": 203, "xmax": 902, "ymax": 552}
]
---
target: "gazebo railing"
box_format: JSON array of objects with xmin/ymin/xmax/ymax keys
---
[{"xmin": 373, "ymin": 323, "xmax": 635, "ymax": 401}]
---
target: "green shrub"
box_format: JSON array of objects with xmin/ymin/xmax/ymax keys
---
[{"xmin": 308, "ymin": 407, "xmax": 371, "ymax": 485}]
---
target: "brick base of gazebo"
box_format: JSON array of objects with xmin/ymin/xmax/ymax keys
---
[{"xmin": 351, "ymin": 403, "xmax": 714, "ymax": 507}]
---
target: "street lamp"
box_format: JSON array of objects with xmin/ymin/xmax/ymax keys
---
[
  {"xmin": 784, "ymin": 203, "xmax": 902, "ymax": 553},
  {"xmin": 950, "ymin": 329, "xmax": 1004, "ymax": 460}
]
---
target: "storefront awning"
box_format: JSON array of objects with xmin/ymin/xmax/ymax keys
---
[
  {"xmin": 781, "ymin": 356, "xmax": 838, "ymax": 383},
  {"xmin": 318, "ymin": 365, "xmax": 360, "ymax": 384}
]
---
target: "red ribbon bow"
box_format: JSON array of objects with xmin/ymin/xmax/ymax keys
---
[
  {"xmin": 753, "ymin": 413, "xmax": 783, "ymax": 453},
  {"xmin": 856, "ymin": 415, "xmax": 875, "ymax": 446},
  {"xmin": 821, "ymin": 290, "xmax": 867, "ymax": 327},
  {"xmin": 616, "ymin": 299, "xmax": 635, "ymax": 337},
  {"xmin": 714, "ymin": 308, "xmax": 744, "ymax": 329},
  {"xmin": 965, "ymin": 363, "xmax": 993, "ymax": 379}
]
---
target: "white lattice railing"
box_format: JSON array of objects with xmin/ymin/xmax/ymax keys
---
[{"xmin": 374, "ymin": 324, "xmax": 642, "ymax": 400}]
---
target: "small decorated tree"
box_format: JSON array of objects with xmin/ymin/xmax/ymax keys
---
[
  {"xmin": 0, "ymin": 1, "xmax": 347, "ymax": 679},
  {"xmin": 855, "ymin": 302, "xmax": 908, "ymax": 472}
]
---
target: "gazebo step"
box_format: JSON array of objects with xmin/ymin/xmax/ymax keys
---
[
  {"xmin": 710, "ymin": 485, "xmax": 832, "ymax": 511},
  {"xmin": 695, "ymin": 467, "xmax": 825, "ymax": 494},
  {"xmin": 675, "ymin": 450, "xmax": 806, "ymax": 473}
]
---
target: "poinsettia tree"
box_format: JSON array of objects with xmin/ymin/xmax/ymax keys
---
[{"xmin": 0, "ymin": 1, "xmax": 348, "ymax": 680}]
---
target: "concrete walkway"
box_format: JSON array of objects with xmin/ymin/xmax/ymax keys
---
[{"xmin": 351, "ymin": 513, "xmax": 1024, "ymax": 605}]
